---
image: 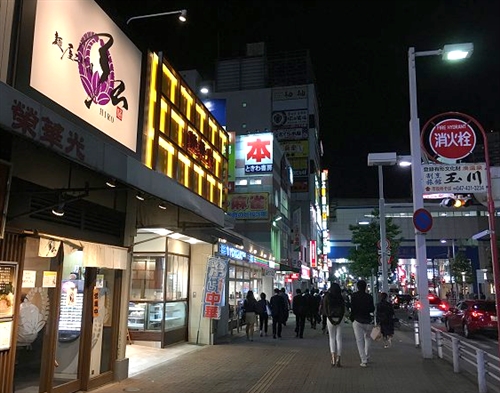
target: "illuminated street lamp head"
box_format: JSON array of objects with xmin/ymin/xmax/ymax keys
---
[
  {"xmin": 126, "ymin": 9, "xmax": 188, "ymax": 25},
  {"xmin": 178, "ymin": 9, "xmax": 187, "ymax": 22},
  {"xmin": 442, "ymin": 43, "xmax": 473, "ymax": 61}
]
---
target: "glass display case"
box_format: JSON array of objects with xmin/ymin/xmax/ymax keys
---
[
  {"xmin": 127, "ymin": 301, "xmax": 187, "ymax": 331},
  {"xmin": 127, "ymin": 302, "xmax": 146, "ymax": 330}
]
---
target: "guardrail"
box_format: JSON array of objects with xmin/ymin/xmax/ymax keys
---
[{"xmin": 411, "ymin": 322, "xmax": 500, "ymax": 393}]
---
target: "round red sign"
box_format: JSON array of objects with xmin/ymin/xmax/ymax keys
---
[{"xmin": 428, "ymin": 118, "xmax": 476, "ymax": 160}]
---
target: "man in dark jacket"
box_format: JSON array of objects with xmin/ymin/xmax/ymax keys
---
[
  {"xmin": 350, "ymin": 280, "xmax": 375, "ymax": 367},
  {"xmin": 292, "ymin": 288, "xmax": 306, "ymax": 338},
  {"xmin": 270, "ymin": 288, "xmax": 286, "ymax": 339}
]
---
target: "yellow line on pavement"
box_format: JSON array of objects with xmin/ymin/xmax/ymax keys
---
[{"xmin": 247, "ymin": 350, "xmax": 297, "ymax": 393}]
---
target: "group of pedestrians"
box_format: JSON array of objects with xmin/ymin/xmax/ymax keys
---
[
  {"xmin": 243, "ymin": 287, "xmax": 290, "ymax": 340},
  {"xmin": 242, "ymin": 280, "xmax": 396, "ymax": 369}
]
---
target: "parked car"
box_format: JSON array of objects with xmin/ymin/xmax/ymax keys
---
[
  {"xmin": 408, "ymin": 293, "xmax": 449, "ymax": 322},
  {"xmin": 443, "ymin": 300, "xmax": 498, "ymax": 339}
]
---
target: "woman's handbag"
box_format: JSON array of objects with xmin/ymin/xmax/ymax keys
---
[
  {"xmin": 266, "ymin": 302, "xmax": 272, "ymax": 315},
  {"xmin": 370, "ymin": 325, "xmax": 382, "ymax": 341}
]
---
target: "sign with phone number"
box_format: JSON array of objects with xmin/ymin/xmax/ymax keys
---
[{"xmin": 422, "ymin": 163, "xmax": 487, "ymax": 194}]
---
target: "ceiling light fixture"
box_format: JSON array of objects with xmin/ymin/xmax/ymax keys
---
[
  {"xmin": 106, "ymin": 178, "xmax": 116, "ymax": 188},
  {"xmin": 51, "ymin": 202, "xmax": 65, "ymax": 217},
  {"xmin": 136, "ymin": 192, "xmax": 145, "ymax": 201},
  {"xmin": 158, "ymin": 202, "xmax": 167, "ymax": 210}
]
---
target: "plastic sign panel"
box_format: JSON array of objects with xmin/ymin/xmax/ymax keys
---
[
  {"xmin": 30, "ymin": 0, "xmax": 142, "ymax": 152},
  {"xmin": 428, "ymin": 118, "xmax": 476, "ymax": 160},
  {"xmin": 422, "ymin": 163, "xmax": 487, "ymax": 194},
  {"xmin": 243, "ymin": 133, "xmax": 273, "ymax": 174}
]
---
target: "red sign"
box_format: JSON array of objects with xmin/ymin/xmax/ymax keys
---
[
  {"xmin": 310, "ymin": 240, "xmax": 317, "ymax": 268},
  {"xmin": 428, "ymin": 118, "xmax": 476, "ymax": 160}
]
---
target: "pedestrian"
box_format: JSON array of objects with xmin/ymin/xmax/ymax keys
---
[
  {"xmin": 376, "ymin": 292, "xmax": 395, "ymax": 348},
  {"xmin": 270, "ymin": 288, "xmax": 286, "ymax": 339},
  {"xmin": 324, "ymin": 282, "xmax": 346, "ymax": 367},
  {"xmin": 302, "ymin": 288, "xmax": 315, "ymax": 328},
  {"xmin": 243, "ymin": 290, "xmax": 258, "ymax": 341},
  {"xmin": 292, "ymin": 288, "xmax": 307, "ymax": 338},
  {"xmin": 319, "ymin": 290, "xmax": 328, "ymax": 333},
  {"xmin": 349, "ymin": 280, "xmax": 375, "ymax": 367},
  {"xmin": 311, "ymin": 288, "xmax": 322, "ymax": 328},
  {"xmin": 256, "ymin": 292, "xmax": 270, "ymax": 337},
  {"xmin": 279, "ymin": 287, "xmax": 290, "ymax": 326}
]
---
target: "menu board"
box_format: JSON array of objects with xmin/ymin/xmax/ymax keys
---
[{"xmin": 0, "ymin": 262, "xmax": 17, "ymax": 319}]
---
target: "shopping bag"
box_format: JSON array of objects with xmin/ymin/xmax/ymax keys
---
[{"xmin": 370, "ymin": 325, "xmax": 382, "ymax": 341}]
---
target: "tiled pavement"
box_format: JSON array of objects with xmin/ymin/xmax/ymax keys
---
[{"xmin": 90, "ymin": 316, "xmax": 479, "ymax": 393}]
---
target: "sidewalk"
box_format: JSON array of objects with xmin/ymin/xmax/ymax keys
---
[{"xmin": 91, "ymin": 317, "xmax": 479, "ymax": 393}]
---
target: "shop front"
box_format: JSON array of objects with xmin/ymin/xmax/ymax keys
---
[
  {"xmin": 128, "ymin": 230, "xmax": 192, "ymax": 348},
  {"xmin": 0, "ymin": 232, "xmax": 127, "ymax": 393}
]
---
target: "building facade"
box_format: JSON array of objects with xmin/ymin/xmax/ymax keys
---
[{"xmin": 0, "ymin": 1, "xmax": 278, "ymax": 392}]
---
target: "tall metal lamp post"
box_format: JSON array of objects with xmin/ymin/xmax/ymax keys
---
[
  {"xmin": 368, "ymin": 152, "xmax": 397, "ymax": 294},
  {"xmin": 367, "ymin": 153, "xmax": 411, "ymax": 294},
  {"xmin": 408, "ymin": 43, "xmax": 474, "ymax": 359}
]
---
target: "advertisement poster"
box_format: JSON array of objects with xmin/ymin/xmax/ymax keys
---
[
  {"xmin": 0, "ymin": 262, "xmax": 17, "ymax": 318},
  {"xmin": 202, "ymin": 257, "xmax": 229, "ymax": 320},
  {"xmin": 0, "ymin": 320, "xmax": 13, "ymax": 351}
]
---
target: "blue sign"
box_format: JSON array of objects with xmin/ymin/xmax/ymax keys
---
[{"xmin": 413, "ymin": 208, "xmax": 433, "ymax": 233}]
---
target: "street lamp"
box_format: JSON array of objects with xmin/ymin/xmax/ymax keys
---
[
  {"xmin": 126, "ymin": 9, "xmax": 188, "ymax": 25},
  {"xmin": 367, "ymin": 152, "xmax": 410, "ymax": 294},
  {"xmin": 408, "ymin": 42, "xmax": 473, "ymax": 359}
]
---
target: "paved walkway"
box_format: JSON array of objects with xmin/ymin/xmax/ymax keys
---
[{"xmin": 91, "ymin": 316, "xmax": 479, "ymax": 393}]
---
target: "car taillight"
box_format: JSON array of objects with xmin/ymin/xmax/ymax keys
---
[
  {"xmin": 415, "ymin": 301, "xmax": 422, "ymax": 310},
  {"xmin": 471, "ymin": 311, "xmax": 484, "ymax": 318},
  {"xmin": 439, "ymin": 303, "xmax": 447, "ymax": 311}
]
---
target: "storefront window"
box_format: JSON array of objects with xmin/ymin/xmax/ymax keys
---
[
  {"xmin": 166, "ymin": 254, "xmax": 188, "ymax": 300},
  {"xmin": 131, "ymin": 256, "xmax": 165, "ymax": 301}
]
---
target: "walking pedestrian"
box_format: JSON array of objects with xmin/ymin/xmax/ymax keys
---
[
  {"xmin": 303, "ymin": 288, "xmax": 315, "ymax": 328},
  {"xmin": 243, "ymin": 290, "xmax": 258, "ymax": 341},
  {"xmin": 256, "ymin": 292, "xmax": 270, "ymax": 337},
  {"xmin": 270, "ymin": 288, "xmax": 286, "ymax": 338},
  {"xmin": 279, "ymin": 287, "xmax": 290, "ymax": 326},
  {"xmin": 292, "ymin": 288, "xmax": 306, "ymax": 338},
  {"xmin": 324, "ymin": 282, "xmax": 346, "ymax": 367},
  {"xmin": 319, "ymin": 290, "xmax": 328, "ymax": 333},
  {"xmin": 376, "ymin": 292, "xmax": 395, "ymax": 348},
  {"xmin": 349, "ymin": 280, "xmax": 375, "ymax": 367}
]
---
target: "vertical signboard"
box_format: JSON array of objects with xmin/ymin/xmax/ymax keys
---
[{"xmin": 202, "ymin": 256, "xmax": 229, "ymax": 320}]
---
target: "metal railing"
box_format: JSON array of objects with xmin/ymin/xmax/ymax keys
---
[{"xmin": 424, "ymin": 325, "xmax": 500, "ymax": 393}]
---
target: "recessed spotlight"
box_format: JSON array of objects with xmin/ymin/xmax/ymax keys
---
[
  {"xmin": 158, "ymin": 202, "xmax": 167, "ymax": 210},
  {"xmin": 136, "ymin": 193, "xmax": 145, "ymax": 201}
]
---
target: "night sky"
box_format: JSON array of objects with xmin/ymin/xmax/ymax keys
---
[{"xmin": 96, "ymin": 0, "xmax": 500, "ymax": 199}]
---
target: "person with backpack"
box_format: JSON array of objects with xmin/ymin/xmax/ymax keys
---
[{"xmin": 323, "ymin": 282, "xmax": 345, "ymax": 367}]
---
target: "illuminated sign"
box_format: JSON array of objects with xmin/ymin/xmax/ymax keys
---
[
  {"xmin": 30, "ymin": 0, "xmax": 141, "ymax": 152},
  {"xmin": 226, "ymin": 193, "xmax": 269, "ymax": 220},
  {"xmin": 144, "ymin": 53, "xmax": 229, "ymax": 208},
  {"xmin": 243, "ymin": 133, "xmax": 273, "ymax": 174},
  {"xmin": 218, "ymin": 243, "xmax": 247, "ymax": 261},
  {"xmin": 310, "ymin": 240, "xmax": 317, "ymax": 268}
]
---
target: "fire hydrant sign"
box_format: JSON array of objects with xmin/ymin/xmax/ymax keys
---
[
  {"xmin": 422, "ymin": 163, "xmax": 487, "ymax": 194},
  {"xmin": 428, "ymin": 118, "xmax": 476, "ymax": 160}
]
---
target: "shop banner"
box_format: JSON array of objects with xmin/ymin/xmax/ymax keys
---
[{"xmin": 202, "ymin": 256, "xmax": 229, "ymax": 320}]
